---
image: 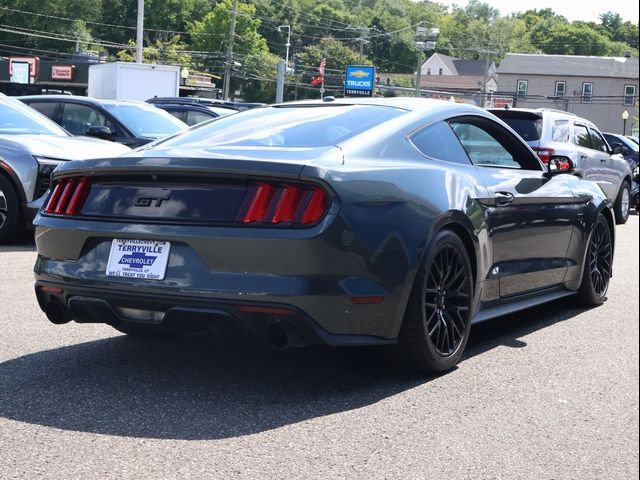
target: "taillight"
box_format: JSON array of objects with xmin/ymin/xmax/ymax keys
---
[
  {"xmin": 43, "ymin": 177, "xmax": 90, "ymax": 215},
  {"xmin": 238, "ymin": 182, "xmax": 329, "ymax": 226},
  {"xmin": 532, "ymin": 147, "xmax": 555, "ymax": 164}
]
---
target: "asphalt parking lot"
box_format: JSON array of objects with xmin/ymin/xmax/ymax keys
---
[{"xmin": 1, "ymin": 216, "xmax": 638, "ymax": 479}]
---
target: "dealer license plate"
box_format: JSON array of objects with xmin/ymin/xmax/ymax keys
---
[{"xmin": 106, "ymin": 239, "xmax": 171, "ymax": 280}]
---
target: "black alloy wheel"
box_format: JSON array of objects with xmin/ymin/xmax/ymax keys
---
[
  {"xmin": 400, "ymin": 230, "xmax": 473, "ymax": 373},
  {"xmin": 424, "ymin": 245, "xmax": 471, "ymax": 356},
  {"xmin": 577, "ymin": 214, "xmax": 612, "ymax": 306}
]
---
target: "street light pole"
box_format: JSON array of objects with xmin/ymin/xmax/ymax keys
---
[
  {"xmin": 622, "ymin": 110, "xmax": 629, "ymax": 135},
  {"xmin": 278, "ymin": 25, "xmax": 291, "ymax": 69}
]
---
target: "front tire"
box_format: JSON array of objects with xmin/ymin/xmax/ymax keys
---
[
  {"xmin": 576, "ymin": 214, "xmax": 612, "ymax": 306},
  {"xmin": 0, "ymin": 175, "xmax": 23, "ymax": 244},
  {"xmin": 614, "ymin": 181, "xmax": 631, "ymax": 224},
  {"xmin": 399, "ymin": 230, "xmax": 473, "ymax": 373}
]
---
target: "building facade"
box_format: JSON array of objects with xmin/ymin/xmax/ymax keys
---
[{"xmin": 496, "ymin": 53, "xmax": 639, "ymax": 135}]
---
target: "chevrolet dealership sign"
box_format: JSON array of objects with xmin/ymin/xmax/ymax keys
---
[{"xmin": 344, "ymin": 65, "xmax": 375, "ymax": 97}]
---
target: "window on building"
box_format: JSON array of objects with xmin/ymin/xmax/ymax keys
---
[
  {"xmin": 438, "ymin": 68, "xmax": 443, "ymax": 75},
  {"xmin": 624, "ymin": 85, "xmax": 636, "ymax": 106},
  {"xmin": 582, "ymin": 82, "xmax": 593, "ymax": 104},
  {"xmin": 555, "ymin": 81, "xmax": 566, "ymax": 98},
  {"xmin": 426, "ymin": 68, "xmax": 431, "ymax": 75},
  {"xmin": 516, "ymin": 80, "xmax": 527, "ymax": 98}
]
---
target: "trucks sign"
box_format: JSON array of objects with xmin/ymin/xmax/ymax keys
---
[{"xmin": 344, "ymin": 65, "xmax": 375, "ymax": 97}]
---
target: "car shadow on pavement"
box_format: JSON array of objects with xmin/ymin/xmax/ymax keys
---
[
  {"xmin": 0, "ymin": 234, "xmax": 36, "ymax": 253},
  {"xmin": 0, "ymin": 298, "xmax": 588, "ymax": 440}
]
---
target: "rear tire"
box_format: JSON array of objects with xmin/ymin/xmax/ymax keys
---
[
  {"xmin": 576, "ymin": 214, "xmax": 612, "ymax": 307},
  {"xmin": 398, "ymin": 230, "xmax": 473, "ymax": 373},
  {"xmin": 0, "ymin": 174, "xmax": 23, "ymax": 244},
  {"xmin": 614, "ymin": 181, "xmax": 630, "ymax": 224}
]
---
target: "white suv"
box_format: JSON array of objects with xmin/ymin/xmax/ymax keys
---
[{"xmin": 491, "ymin": 108, "xmax": 633, "ymax": 224}]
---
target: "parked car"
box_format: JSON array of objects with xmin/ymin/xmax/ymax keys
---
[
  {"xmin": 490, "ymin": 108, "xmax": 633, "ymax": 224},
  {"xmin": 147, "ymin": 98, "xmax": 237, "ymax": 126},
  {"xmin": 33, "ymin": 98, "xmax": 615, "ymax": 373},
  {"xmin": 602, "ymin": 132, "xmax": 639, "ymax": 166},
  {"xmin": 18, "ymin": 95, "xmax": 187, "ymax": 148},
  {"xmin": 0, "ymin": 94, "xmax": 130, "ymax": 243}
]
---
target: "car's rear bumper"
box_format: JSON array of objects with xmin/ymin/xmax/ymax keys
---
[
  {"xmin": 33, "ymin": 216, "xmax": 417, "ymax": 342},
  {"xmin": 34, "ymin": 280, "xmax": 397, "ymax": 348}
]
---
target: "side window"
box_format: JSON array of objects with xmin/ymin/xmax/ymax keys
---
[
  {"xmin": 581, "ymin": 82, "xmax": 593, "ymax": 103},
  {"xmin": 624, "ymin": 85, "xmax": 636, "ymax": 106},
  {"xmin": 573, "ymin": 124, "xmax": 591, "ymax": 148},
  {"xmin": 166, "ymin": 109, "xmax": 185, "ymax": 122},
  {"xmin": 62, "ymin": 103, "xmax": 111, "ymax": 136},
  {"xmin": 448, "ymin": 117, "xmax": 541, "ymax": 170},
  {"xmin": 186, "ymin": 110, "xmax": 214, "ymax": 126},
  {"xmin": 552, "ymin": 120, "xmax": 570, "ymax": 143},
  {"xmin": 516, "ymin": 80, "xmax": 527, "ymax": 97},
  {"xmin": 554, "ymin": 81, "xmax": 566, "ymax": 98},
  {"xmin": 409, "ymin": 121, "xmax": 471, "ymax": 165},
  {"xmin": 27, "ymin": 102, "xmax": 58, "ymax": 120},
  {"xmin": 588, "ymin": 128, "xmax": 608, "ymax": 152}
]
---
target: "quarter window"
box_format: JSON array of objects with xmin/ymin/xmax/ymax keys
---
[
  {"xmin": 516, "ymin": 80, "xmax": 527, "ymax": 98},
  {"xmin": 554, "ymin": 81, "xmax": 566, "ymax": 98},
  {"xmin": 624, "ymin": 85, "xmax": 636, "ymax": 106},
  {"xmin": 552, "ymin": 120, "xmax": 570, "ymax": 143},
  {"xmin": 410, "ymin": 121, "xmax": 471, "ymax": 165},
  {"xmin": 581, "ymin": 83, "xmax": 593, "ymax": 103}
]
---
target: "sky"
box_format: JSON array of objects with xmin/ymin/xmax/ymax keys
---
[{"xmin": 436, "ymin": 0, "xmax": 639, "ymax": 23}]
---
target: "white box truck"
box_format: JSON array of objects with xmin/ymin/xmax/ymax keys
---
[{"xmin": 88, "ymin": 62, "xmax": 181, "ymax": 101}]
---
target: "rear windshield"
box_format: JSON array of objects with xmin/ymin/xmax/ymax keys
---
[
  {"xmin": 154, "ymin": 105, "xmax": 407, "ymax": 149},
  {"xmin": 498, "ymin": 117, "xmax": 542, "ymax": 142}
]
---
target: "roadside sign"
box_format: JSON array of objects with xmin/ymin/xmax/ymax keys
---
[
  {"xmin": 490, "ymin": 96, "xmax": 514, "ymax": 109},
  {"xmin": 344, "ymin": 65, "xmax": 375, "ymax": 98}
]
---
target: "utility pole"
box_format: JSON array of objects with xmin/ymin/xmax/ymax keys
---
[
  {"xmin": 135, "ymin": 0, "xmax": 144, "ymax": 63},
  {"xmin": 276, "ymin": 60, "xmax": 286, "ymax": 103},
  {"xmin": 415, "ymin": 26, "xmax": 438, "ymax": 98},
  {"xmin": 478, "ymin": 48, "xmax": 499, "ymax": 107},
  {"xmin": 223, "ymin": 0, "xmax": 238, "ymax": 101},
  {"xmin": 278, "ymin": 25, "xmax": 291, "ymax": 69}
]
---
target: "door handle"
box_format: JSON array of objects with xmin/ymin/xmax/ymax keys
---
[
  {"xmin": 600, "ymin": 158, "xmax": 607, "ymax": 162},
  {"xmin": 580, "ymin": 154, "xmax": 587, "ymax": 160},
  {"xmin": 494, "ymin": 191, "xmax": 515, "ymax": 206}
]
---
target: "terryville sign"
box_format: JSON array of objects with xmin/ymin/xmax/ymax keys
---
[{"xmin": 344, "ymin": 65, "xmax": 375, "ymax": 97}]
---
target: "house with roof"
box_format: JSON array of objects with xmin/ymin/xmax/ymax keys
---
[
  {"xmin": 420, "ymin": 53, "xmax": 497, "ymax": 93},
  {"xmin": 496, "ymin": 53, "xmax": 639, "ymax": 134}
]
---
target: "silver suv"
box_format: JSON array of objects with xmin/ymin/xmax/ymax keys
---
[
  {"xmin": 491, "ymin": 108, "xmax": 633, "ymax": 224},
  {"xmin": 0, "ymin": 94, "xmax": 130, "ymax": 243}
]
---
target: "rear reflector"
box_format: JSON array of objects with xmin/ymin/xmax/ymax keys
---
[
  {"xmin": 44, "ymin": 177, "xmax": 91, "ymax": 215},
  {"xmin": 239, "ymin": 181, "xmax": 329, "ymax": 226},
  {"xmin": 238, "ymin": 305, "xmax": 296, "ymax": 316}
]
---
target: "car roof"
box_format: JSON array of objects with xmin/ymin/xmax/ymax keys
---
[{"xmin": 18, "ymin": 95, "xmax": 157, "ymax": 108}]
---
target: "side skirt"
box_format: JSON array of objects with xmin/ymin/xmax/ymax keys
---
[{"xmin": 472, "ymin": 289, "xmax": 576, "ymax": 325}]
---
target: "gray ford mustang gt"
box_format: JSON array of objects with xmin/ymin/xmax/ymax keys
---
[{"xmin": 33, "ymin": 98, "xmax": 614, "ymax": 372}]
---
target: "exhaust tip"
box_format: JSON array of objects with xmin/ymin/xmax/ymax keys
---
[
  {"xmin": 266, "ymin": 323, "xmax": 289, "ymax": 350},
  {"xmin": 45, "ymin": 301, "xmax": 72, "ymax": 325}
]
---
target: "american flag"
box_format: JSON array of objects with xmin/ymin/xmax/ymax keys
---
[{"xmin": 318, "ymin": 58, "xmax": 326, "ymax": 75}]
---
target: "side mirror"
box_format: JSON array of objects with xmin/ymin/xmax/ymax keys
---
[
  {"xmin": 546, "ymin": 156, "xmax": 575, "ymax": 176},
  {"xmin": 86, "ymin": 125, "xmax": 115, "ymax": 140},
  {"xmin": 610, "ymin": 143, "xmax": 624, "ymax": 155}
]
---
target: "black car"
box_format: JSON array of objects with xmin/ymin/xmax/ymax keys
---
[
  {"xmin": 147, "ymin": 98, "xmax": 238, "ymax": 126},
  {"xmin": 19, "ymin": 95, "xmax": 187, "ymax": 148},
  {"xmin": 33, "ymin": 98, "xmax": 615, "ymax": 373},
  {"xmin": 602, "ymin": 132, "xmax": 639, "ymax": 166}
]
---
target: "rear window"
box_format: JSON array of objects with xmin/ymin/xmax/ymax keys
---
[
  {"xmin": 498, "ymin": 117, "xmax": 542, "ymax": 142},
  {"xmin": 552, "ymin": 120, "xmax": 570, "ymax": 143},
  {"xmin": 155, "ymin": 105, "xmax": 406, "ymax": 149}
]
